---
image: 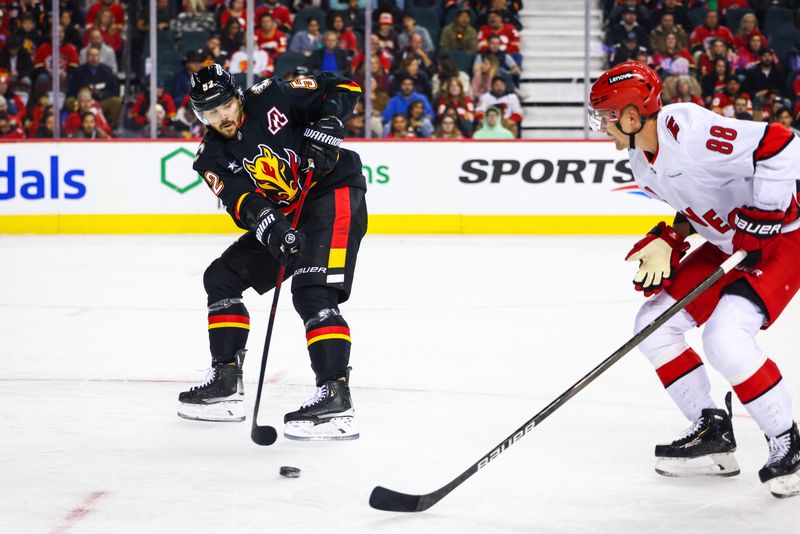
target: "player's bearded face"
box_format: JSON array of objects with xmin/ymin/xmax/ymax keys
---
[{"xmin": 202, "ymin": 97, "xmax": 243, "ymax": 138}]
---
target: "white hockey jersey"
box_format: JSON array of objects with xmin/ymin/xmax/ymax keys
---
[{"xmin": 628, "ymin": 103, "xmax": 800, "ymax": 253}]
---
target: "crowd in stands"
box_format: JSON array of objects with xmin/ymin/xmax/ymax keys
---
[
  {"xmin": 604, "ymin": 0, "xmax": 800, "ymax": 133},
  {"xmin": 0, "ymin": 0, "xmax": 526, "ymax": 140}
]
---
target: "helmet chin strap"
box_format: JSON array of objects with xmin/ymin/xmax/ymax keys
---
[{"xmin": 614, "ymin": 115, "xmax": 647, "ymax": 150}]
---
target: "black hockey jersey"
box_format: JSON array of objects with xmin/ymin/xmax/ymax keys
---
[{"xmin": 193, "ymin": 73, "xmax": 366, "ymax": 230}]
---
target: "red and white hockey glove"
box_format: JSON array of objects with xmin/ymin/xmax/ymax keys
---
[
  {"xmin": 625, "ymin": 222, "xmax": 690, "ymax": 297},
  {"xmin": 731, "ymin": 206, "xmax": 784, "ymax": 267}
]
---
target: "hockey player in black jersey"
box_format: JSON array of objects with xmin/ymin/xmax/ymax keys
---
[{"xmin": 177, "ymin": 64, "xmax": 367, "ymax": 441}]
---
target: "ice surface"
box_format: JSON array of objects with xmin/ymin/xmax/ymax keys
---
[{"xmin": 1, "ymin": 235, "xmax": 798, "ymax": 533}]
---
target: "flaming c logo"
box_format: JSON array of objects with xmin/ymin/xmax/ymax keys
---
[{"xmin": 243, "ymin": 144, "xmax": 302, "ymax": 205}]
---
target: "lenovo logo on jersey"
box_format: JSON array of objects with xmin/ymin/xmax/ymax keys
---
[
  {"xmin": 0, "ymin": 155, "xmax": 86, "ymax": 200},
  {"xmin": 608, "ymin": 72, "xmax": 634, "ymax": 84},
  {"xmin": 459, "ymin": 158, "xmax": 633, "ymax": 184}
]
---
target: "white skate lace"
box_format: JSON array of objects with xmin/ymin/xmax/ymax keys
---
[
  {"xmin": 677, "ymin": 418, "xmax": 705, "ymax": 441},
  {"xmin": 191, "ymin": 367, "xmax": 216, "ymax": 391},
  {"xmin": 300, "ymin": 384, "xmax": 328, "ymax": 408},
  {"xmin": 767, "ymin": 433, "xmax": 792, "ymax": 465}
]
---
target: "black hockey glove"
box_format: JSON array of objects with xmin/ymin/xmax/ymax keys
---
[
  {"xmin": 301, "ymin": 116, "xmax": 344, "ymax": 174},
  {"xmin": 254, "ymin": 208, "xmax": 303, "ymax": 262}
]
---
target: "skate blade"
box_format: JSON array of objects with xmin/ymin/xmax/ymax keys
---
[
  {"xmin": 768, "ymin": 473, "xmax": 800, "ymax": 498},
  {"xmin": 284, "ymin": 416, "xmax": 359, "ymax": 441},
  {"xmin": 177, "ymin": 400, "xmax": 245, "ymax": 422},
  {"xmin": 655, "ymin": 453, "xmax": 740, "ymax": 477}
]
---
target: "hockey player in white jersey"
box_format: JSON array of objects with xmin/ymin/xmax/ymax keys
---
[{"xmin": 589, "ymin": 61, "xmax": 800, "ymax": 498}]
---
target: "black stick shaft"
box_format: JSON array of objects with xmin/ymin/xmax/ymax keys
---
[
  {"xmin": 370, "ymin": 250, "xmax": 746, "ymax": 511},
  {"xmin": 250, "ymin": 163, "xmax": 316, "ymax": 442}
]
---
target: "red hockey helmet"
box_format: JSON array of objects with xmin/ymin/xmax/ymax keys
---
[{"xmin": 588, "ymin": 62, "xmax": 662, "ymax": 131}]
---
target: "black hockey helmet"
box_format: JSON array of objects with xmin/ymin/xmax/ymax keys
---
[{"xmin": 189, "ymin": 64, "xmax": 242, "ymax": 123}]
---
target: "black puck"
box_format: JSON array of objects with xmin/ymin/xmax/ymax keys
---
[{"xmin": 279, "ymin": 466, "xmax": 301, "ymax": 478}]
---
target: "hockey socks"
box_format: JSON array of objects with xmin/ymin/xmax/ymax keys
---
[
  {"xmin": 304, "ymin": 308, "xmax": 351, "ymax": 386},
  {"xmin": 207, "ymin": 298, "xmax": 250, "ymax": 364}
]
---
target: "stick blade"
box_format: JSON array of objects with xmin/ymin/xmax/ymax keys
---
[
  {"xmin": 251, "ymin": 425, "xmax": 278, "ymax": 446},
  {"xmin": 369, "ymin": 486, "xmax": 424, "ymax": 512}
]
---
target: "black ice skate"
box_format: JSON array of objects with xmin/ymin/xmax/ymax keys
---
[
  {"xmin": 654, "ymin": 392, "xmax": 740, "ymax": 477},
  {"xmin": 177, "ymin": 350, "xmax": 246, "ymax": 422},
  {"xmin": 283, "ymin": 367, "xmax": 358, "ymax": 441},
  {"xmin": 759, "ymin": 422, "xmax": 800, "ymax": 498}
]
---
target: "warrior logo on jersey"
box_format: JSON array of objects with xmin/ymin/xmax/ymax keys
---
[{"xmin": 243, "ymin": 144, "xmax": 302, "ymax": 205}]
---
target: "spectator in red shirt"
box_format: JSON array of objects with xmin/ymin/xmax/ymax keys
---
[
  {"xmin": 689, "ymin": 10, "xmax": 734, "ymax": 55},
  {"xmin": 436, "ymin": 76, "xmax": 475, "ymax": 124},
  {"xmin": 0, "ymin": 111, "xmax": 25, "ymax": 138},
  {"xmin": 698, "ymin": 38, "xmax": 734, "ymax": 77},
  {"xmin": 652, "ymin": 31, "xmax": 696, "ymax": 78},
  {"xmin": 70, "ymin": 111, "xmax": 111, "ymax": 139},
  {"xmin": 94, "ymin": 9, "xmax": 123, "ymax": 53},
  {"xmin": 32, "ymin": 26, "xmax": 79, "ymax": 96},
  {"xmin": 735, "ymin": 33, "xmax": 766, "ymax": 73},
  {"xmin": 255, "ymin": 13, "xmax": 288, "ymax": 58},
  {"xmin": 220, "ymin": 0, "xmax": 247, "ymax": 31},
  {"xmin": 478, "ymin": 10, "xmax": 521, "ymax": 58},
  {"xmin": 732, "ymin": 13, "xmax": 768, "ymax": 50},
  {"xmin": 129, "ymin": 79, "xmax": 176, "ymax": 128},
  {"xmin": 260, "ymin": 0, "xmax": 293, "ymax": 32},
  {"xmin": 329, "ymin": 13, "xmax": 359, "ymax": 55},
  {"xmin": 711, "ymin": 75, "xmax": 753, "ymax": 117},
  {"xmin": 86, "ymin": 0, "xmax": 125, "ymax": 31},
  {"xmin": 350, "ymin": 34, "xmax": 392, "ymax": 75},
  {"xmin": 64, "ymin": 87, "xmax": 113, "ymax": 137}
]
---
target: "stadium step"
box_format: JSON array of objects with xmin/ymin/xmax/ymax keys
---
[
  {"xmin": 522, "ymin": 105, "xmax": 587, "ymax": 128},
  {"xmin": 521, "ymin": 82, "xmax": 587, "ymax": 103},
  {"xmin": 523, "ymin": 55, "xmax": 605, "ymax": 74},
  {"xmin": 518, "ymin": 1, "xmax": 607, "ymax": 134},
  {"xmin": 521, "ymin": 34, "xmax": 604, "ymax": 51}
]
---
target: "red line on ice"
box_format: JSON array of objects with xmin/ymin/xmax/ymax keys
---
[{"xmin": 49, "ymin": 490, "xmax": 107, "ymax": 534}]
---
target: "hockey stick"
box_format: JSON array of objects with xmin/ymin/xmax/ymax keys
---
[
  {"xmin": 251, "ymin": 160, "xmax": 316, "ymax": 446},
  {"xmin": 369, "ymin": 249, "xmax": 747, "ymax": 511}
]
